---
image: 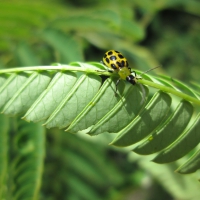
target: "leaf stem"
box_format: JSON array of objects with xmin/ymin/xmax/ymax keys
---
[
  {"xmin": 1, "ymin": 65, "xmax": 199, "ymax": 105},
  {"xmin": 138, "ymin": 79, "xmax": 200, "ymax": 106},
  {"xmin": 0, "ymin": 66, "xmax": 111, "ymax": 76}
]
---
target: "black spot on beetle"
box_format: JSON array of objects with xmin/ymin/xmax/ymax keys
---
[
  {"xmin": 121, "ymin": 60, "xmax": 125, "ymax": 67},
  {"xmin": 111, "ymin": 64, "xmax": 118, "ymax": 69},
  {"xmin": 108, "ymin": 51, "xmax": 113, "ymax": 55},
  {"xmin": 115, "ymin": 50, "xmax": 120, "ymax": 53},
  {"xmin": 116, "ymin": 61, "xmax": 122, "ymax": 68},
  {"xmin": 106, "ymin": 57, "xmax": 110, "ymax": 63},
  {"xmin": 118, "ymin": 54, "xmax": 124, "ymax": 59}
]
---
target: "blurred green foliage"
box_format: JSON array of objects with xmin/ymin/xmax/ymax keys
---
[{"xmin": 0, "ymin": 0, "xmax": 200, "ymax": 199}]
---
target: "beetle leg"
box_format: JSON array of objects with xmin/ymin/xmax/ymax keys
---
[{"xmin": 115, "ymin": 79, "xmax": 121, "ymax": 96}]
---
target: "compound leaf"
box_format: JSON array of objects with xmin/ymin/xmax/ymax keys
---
[{"xmin": 0, "ymin": 63, "xmax": 200, "ymax": 174}]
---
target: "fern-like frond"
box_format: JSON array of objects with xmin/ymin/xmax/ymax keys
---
[
  {"xmin": 12, "ymin": 120, "xmax": 45, "ymax": 200},
  {"xmin": 0, "ymin": 115, "xmax": 9, "ymax": 199},
  {"xmin": 0, "ymin": 62, "xmax": 200, "ymax": 174}
]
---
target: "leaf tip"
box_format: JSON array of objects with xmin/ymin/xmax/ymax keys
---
[
  {"xmin": 42, "ymin": 123, "xmax": 46, "ymax": 127},
  {"xmin": 22, "ymin": 116, "xmax": 30, "ymax": 123}
]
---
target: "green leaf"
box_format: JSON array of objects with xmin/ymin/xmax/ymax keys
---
[
  {"xmin": 0, "ymin": 73, "xmax": 29, "ymax": 110},
  {"xmin": 23, "ymin": 72, "xmax": 77, "ymax": 122},
  {"xmin": 66, "ymin": 174, "xmax": 102, "ymax": 200},
  {"xmin": 89, "ymin": 84, "xmax": 148, "ymax": 135},
  {"xmin": 129, "ymin": 153, "xmax": 200, "ymax": 199},
  {"xmin": 2, "ymin": 72, "xmax": 52, "ymax": 116},
  {"xmin": 13, "ymin": 120, "xmax": 45, "ymax": 200},
  {"xmin": 41, "ymin": 29, "xmax": 84, "ymax": 63},
  {"xmin": 153, "ymin": 113, "xmax": 200, "ymax": 163},
  {"xmin": 52, "ymin": 15, "xmax": 114, "ymax": 33},
  {"xmin": 44, "ymin": 73, "xmax": 101, "ymax": 129},
  {"xmin": 0, "ymin": 74, "xmax": 7, "ymax": 86},
  {"xmin": 110, "ymin": 91, "xmax": 171, "ymax": 146},
  {"xmin": 120, "ymin": 19, "xmax": 145, "ymax": 41},
  {"xmin": 0, "ymin": 114, "xmax": 9, "ymax": 199},
  {"xmin": 159, "ymin": 75, "xmax": 199, "ymax": 98},
  {"xmin": 64, "ymin": 133, "xmax": 124, "ymax": 185},
  {"xmin": 134, "ymin": 100, "xmax": 193, "ymax": 154},
  {"xmin": 66, "ymin": 77, "xmax": 125, "ymax": 133},
  {"xmin": 15, "ymin": 42, "xmax": 40, "ymax": 66},
  {"xmin": 176, "ymin": 149, "xmax": 200, "ymax": 174},
  {"xmin": 0, "ymin": 63, "xmax": 200, "ymax": 174}
]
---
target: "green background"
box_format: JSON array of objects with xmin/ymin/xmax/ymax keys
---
[{"xmin": 0, "ymin": 0, "xmax": 200, "ymax": 199}]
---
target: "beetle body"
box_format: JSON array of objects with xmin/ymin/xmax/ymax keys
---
[{"xmin": 102, "ymin": 50, "xmax": 137, "ymax": 87}]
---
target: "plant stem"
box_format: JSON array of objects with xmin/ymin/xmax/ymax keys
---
[
  {"xmin": 1, "ymin": 65, "xmax": 199, "ymax": 105},
  {"xmin": 0, "ymin": 65, "xmax": 111, "ymax": 76},
  {"xmin": 138, "ymin": 79, "xmax": 200, "ymax": 106}
]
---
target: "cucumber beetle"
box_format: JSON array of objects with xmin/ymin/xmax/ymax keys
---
[
  {"xmin": 102, "ymin": 50, "xmax": 159, "ymax": 98},
  {"xmin": 102, "ymin": 50, "xmax": 137, "ymax": 92}
]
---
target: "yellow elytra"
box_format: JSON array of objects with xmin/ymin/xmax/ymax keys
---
[
  {"xmin": 102, "ymin": 50, "xmax": 160, "ymax": 100},
  {"xmin": 102, "ymin": 50, "xmax": 137, "ymax": 91}
]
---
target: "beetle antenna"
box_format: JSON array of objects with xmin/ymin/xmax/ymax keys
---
[{"xmin": 140, "ymin": 65, "xmax": 161, "ymax": 76}]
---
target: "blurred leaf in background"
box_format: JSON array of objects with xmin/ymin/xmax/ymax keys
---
[{"xmin": 0, "ymin": 0, "xmax": 200, "ymax": 199}]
